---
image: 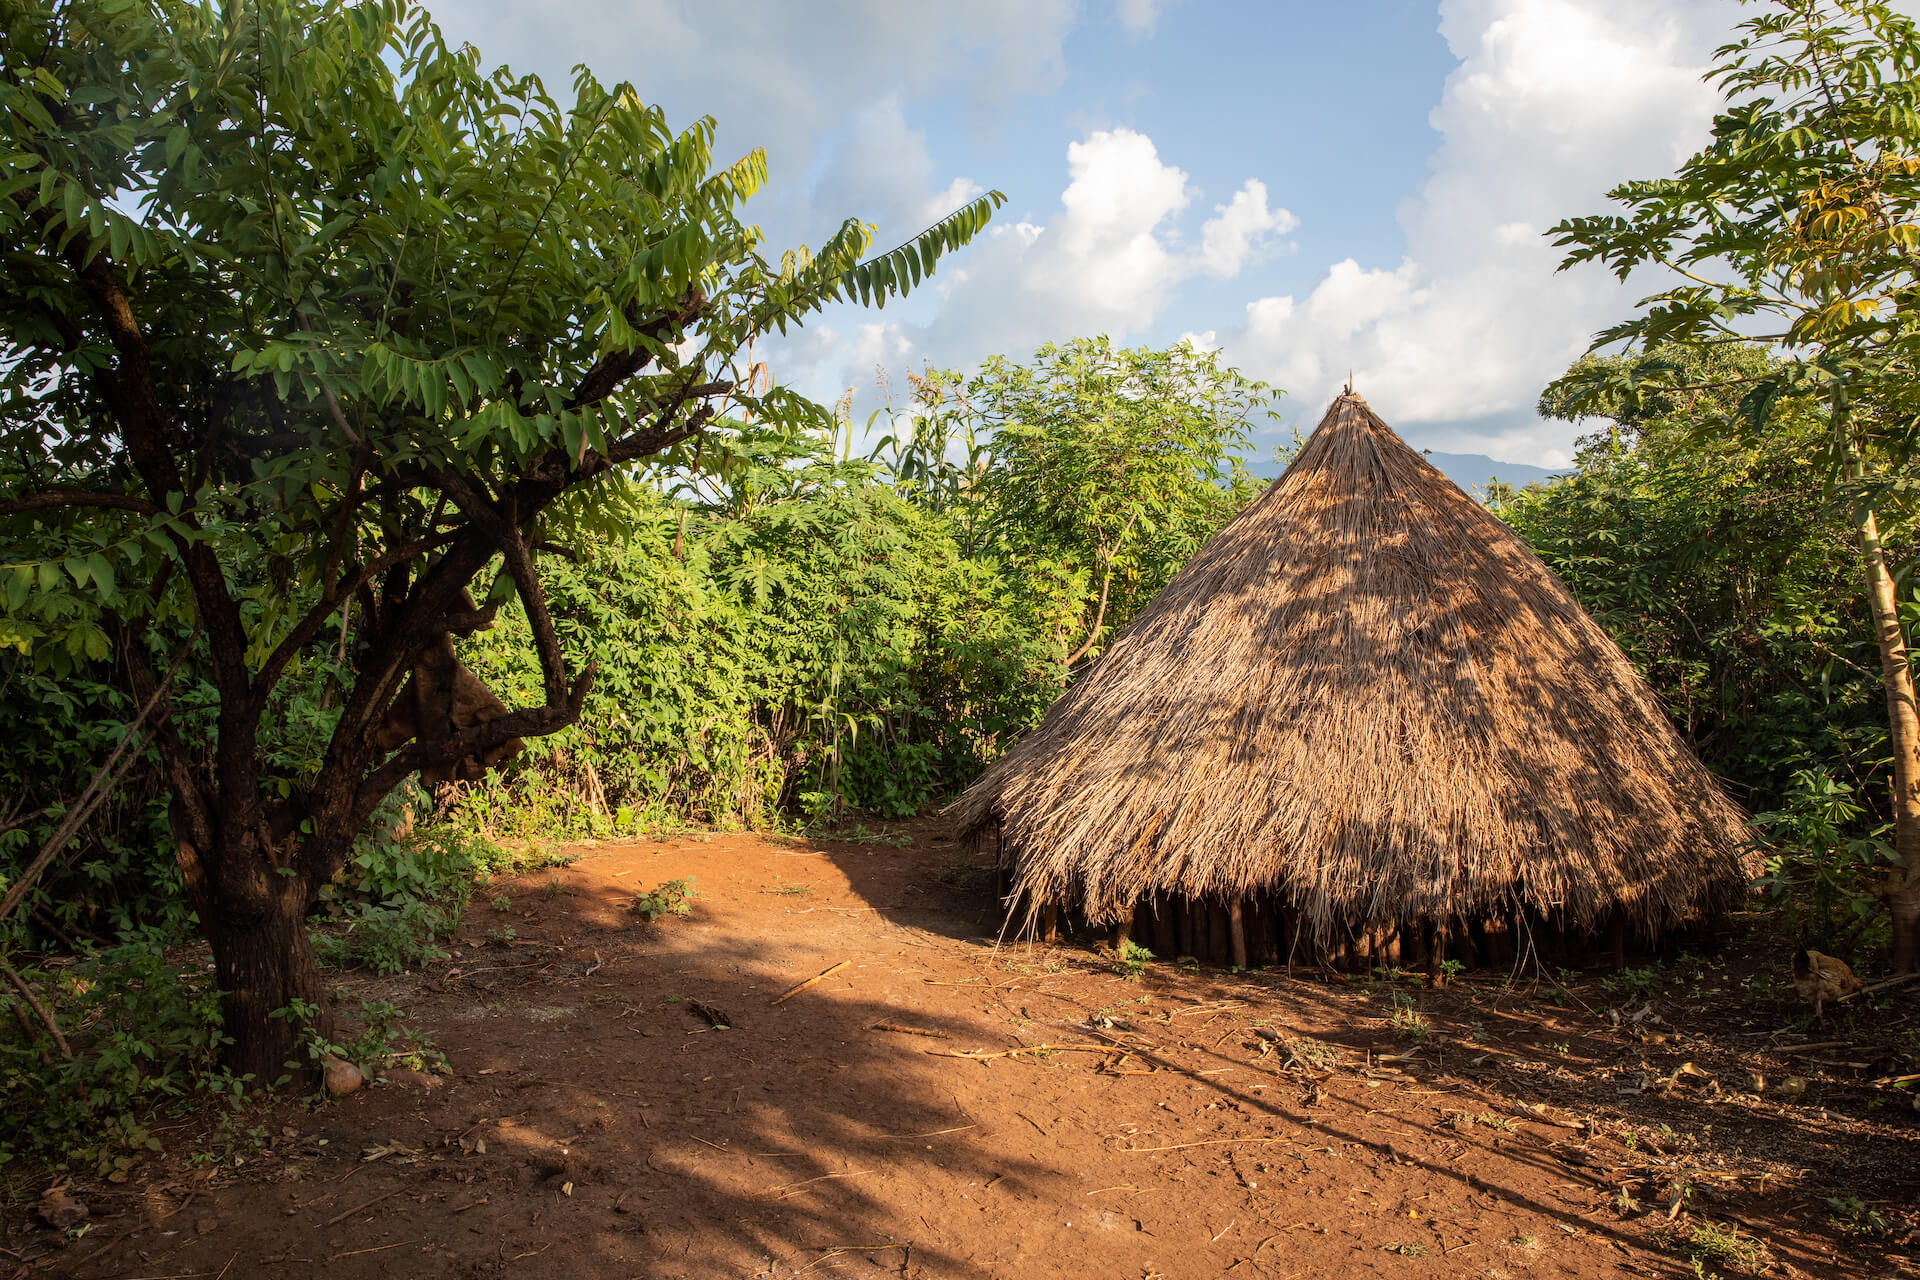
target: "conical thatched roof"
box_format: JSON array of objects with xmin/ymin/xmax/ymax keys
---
[{"xmin": 952, "ymin": 392, "xmax": 1755, "ymax": 941}]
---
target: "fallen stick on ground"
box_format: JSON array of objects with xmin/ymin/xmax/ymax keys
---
[
  {"xmin": 928, "ymin": 1043, "xmax": 1126, "ymax": 1060},
  {"xmin": 771, "ymin": 961, "xmax": 848, "ymax": 1006},
  {"xmin": 878, "ymin": 1124, "xmax": 975, "ymax": 1139},
  {"xmin": 772, "ymin": 1169, "xmax": 875, "ymax": 1198},
  {"xmin": 1773, "ymin": 1040, "xmax": 1852, "ymax": 1054},
  {"xmin": 72, "ymin": 1189, "xmax": 199, "ymax": 1268},
  {"xmin": 799, "ymin": 1244, "xmax": 910, "ymax": 1278},
  {"xmin": 328, "ymin": 1239, "xmax": 423, "ymax": 1262},
  {"xmin": 1842, "ymin": 970, "xmax": 1920, "ymax": 1000},
  {"xmin": 325, "ymin": 1186, "xmax": 407, "ymax": 1226},
  {"xmin": 806, "ymin": 1243, "xmax": 907, "ymax": 1254},
  {"xmin": 1115, "ymin": 1136, "xmax": 1295, "ymax": 1154},
  {"xmin": 868, "ymin": 1022, "xmax": 948, "ymax": 1039}
]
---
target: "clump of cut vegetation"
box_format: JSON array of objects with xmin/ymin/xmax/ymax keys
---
[
  {"xmin": 1655, "ymin": 1219, "xmax": 1772, "ymax": 1277},
  {"xmin": 1285, "ymin": 1037, "xmax": 1343, "ymax": 1072}
]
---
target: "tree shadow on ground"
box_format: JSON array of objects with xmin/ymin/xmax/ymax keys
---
[{"xmin": 17, "ymin": 829, "xmax": 1915, "ymax": 1280}]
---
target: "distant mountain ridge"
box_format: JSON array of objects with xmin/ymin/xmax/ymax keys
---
[
  {"xmin": 1421, "ymin": 451, "xmax": 1564, "ymax": 495},
  {"xmin": 1240, "ymin": 447, "xmax": 1562, "ymax": 498}
]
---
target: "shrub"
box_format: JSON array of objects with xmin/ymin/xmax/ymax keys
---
[
  {"xmin": 0, "ymin": 942, "xmax": 229, "ymax": 1168},
  {"xmin": 631, "ymin": 878, "xmax": 698, "ymax": 923}
]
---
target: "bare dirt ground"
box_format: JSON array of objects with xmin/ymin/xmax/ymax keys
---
[{"xmin": 8, "ymin": 824, "xmax": 1920, "ymax": 1279}]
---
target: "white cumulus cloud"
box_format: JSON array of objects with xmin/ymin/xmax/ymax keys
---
[
  {"xmin": 1026, "ymin": 129, "xmax": 1195, "ymax": 322},
  {"xmin": 1198, "ymin": 180, "xmax": 1298, "ymax": 278},
  {"xmin": 427, "ymin": 0, "xmax": 1073, "ymax": 243},
  {"xmin": 1218, "ymin": 0, "xmax": 1729, "ymax": 461},
  {"xmin": 1113, "ymin": 0, "xmax": 1179, "ymax": 37},
  {"xmin": 771, "ymin": 127, "xmax": 1296, "ymax": 400}
]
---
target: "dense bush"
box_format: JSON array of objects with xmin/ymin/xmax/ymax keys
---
[
  {"xmin": 1496, "ymin": 350, "xmax": 1916, "ymax": 947},
  {"xmin": 456, "ymin": 454, "xmax": 1065, "ymax": 833},
  {"xmin": 0, "ymin": 660, "xmax": 182, "ymax": 952},
  {"xmin": 0, "ymin": 940, "xmax": 228, "ymax": 1168},
  {"xmin": 450, "ymin": 339, "xmax": 1274, "ymax": 835}
]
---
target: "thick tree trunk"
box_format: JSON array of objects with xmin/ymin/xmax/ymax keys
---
[
  {"xmin": 1857, "ymin": 500, "xmax": 1920, "ymax": 973},
  {"xmin": 206, "ymin": 866, "xmax": 332, "ymax": 1082}
]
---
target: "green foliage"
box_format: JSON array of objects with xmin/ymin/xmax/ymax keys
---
[
  {"xmin": 0, "ymin": 656, "xmax": 183, "ymax": 951},
  {"xmin": 1656, "ymin": 1218, "xmax": 1772, "ymax": 1277},
  {"xmin": 1500, "ymin": 342, "xmax": 1909, "ymax": 945},
  {"xmin": 1751, "ymin": 766, "xmax": 1902, "ymax": 942},
  {"xmin": 456, "ymin": 476, "xmax": 1040, "ymax": 829},
  {"xmin": 0, "ymin": 0, "xmax": 1004, "ymax": 1079},
  {"xmin": 316, "ymin": 899, "xmax": 451, "ymax": 975},
  {"xmin": 0, "ymin": 942, "xmax": 229, "ymax": 1167},
  {"xmin": 1387, "ymin": 992, "xmax": 1430, "ymax": 1039},
  {"xmin": 1601, "ymin": 965, "xmax": 1663, "ymax": 999},
  {"xmin": 961, "ymin": 337, "xmax": 1276, "ymax": 664},
  {"xmin": 1549, "ymin": 0, "xmax": 1920, "ymax": 429},
  {"xmin": 310, "ymin": 790, "xmax": 569, "ymax": 972},
  {"xmin": 1827, "ymin": 1195, "xmax": 1893, "ymax": 1237},
  {"xmin": 1545, "ymin": 0, "xmax": 1920, "ymax": 958},
  {"xmin": 630, "ymin": 877, "xmax": 696, "ymax": 922},
  {"xmin": 273, "ymin": 996, "xmax": 440, "ymax": 1082},
  {"xmin": 450, "ymin": 347, "xmax": 1269, "ymax": 831},
  {"xmin": 336, "ymin": 790, "xmax": 563, "ymax": 903},
  {"xmin": 1110, "ymin": 938, "xmax": 1154, "ymax": 981}
]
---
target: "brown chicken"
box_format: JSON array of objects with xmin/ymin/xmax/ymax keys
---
[{"xmin": 1792, "ymin": 949, "xmax": 1864, "ymax": 1025}]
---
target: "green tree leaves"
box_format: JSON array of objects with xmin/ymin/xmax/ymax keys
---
[
  {"xmin": 958, "ymin": 337, "xmax": 1278, "ymax": 665},
  {"xmin": 0, "ymin": 0, "xmax": 1003, "ymax": 1069},
  {"xmin": 1548, "ymin": 0, "xmax": 1920, "ymax": 433}
]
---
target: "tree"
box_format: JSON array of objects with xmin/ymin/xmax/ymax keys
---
[
  {"xmin": 960, "ymin": 337, "xmax": 1277, "ymax": 667},
  {"xmin": 0, "ymin": 0, "xmax": 1001, "ymax": 1076},
  {"xmin": 1547, "ymin": 0, "xmax": 1920, "ymax": 969}
]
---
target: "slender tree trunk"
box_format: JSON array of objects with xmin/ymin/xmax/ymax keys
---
[
  {"xmin": 1856, "ymin": 497, "xmax": 1920, "ymax": 973},
  {"xmin": 1065, "ymin": 552, "xmax": 1116, "ymax": 667}
]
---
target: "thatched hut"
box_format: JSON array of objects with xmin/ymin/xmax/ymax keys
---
[{"xmin": 952, "ymin": 392, "xmax": 1755, "ymax": 972}]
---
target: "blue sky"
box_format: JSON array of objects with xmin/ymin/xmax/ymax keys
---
[{"xmin": 429, "ymin": 0, "xmax": 1739, "ymax": 466}]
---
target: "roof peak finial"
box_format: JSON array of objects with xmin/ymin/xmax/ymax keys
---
[{"xmin": 1345, "ymin": 370, "xmax": 1354, "ymax": 395}]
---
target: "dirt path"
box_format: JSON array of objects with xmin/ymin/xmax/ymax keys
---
[{"xmin": 12, "ymin": 827, "xmax": 1919, "ymax": 1278}]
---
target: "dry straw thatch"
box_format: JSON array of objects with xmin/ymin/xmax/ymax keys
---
[{"xmin": 952, "ymin": 392, "xmax": 1755, "ymax": 950}]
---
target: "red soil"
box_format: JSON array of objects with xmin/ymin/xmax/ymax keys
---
[{"xmin": 10, "ymin": 825, "xmax": 1919, "ymax": 1278}]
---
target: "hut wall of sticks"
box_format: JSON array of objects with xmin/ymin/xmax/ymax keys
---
[{"xmin": 950, "ymin": 392, "xmax": 1757, "ymax": 975}]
